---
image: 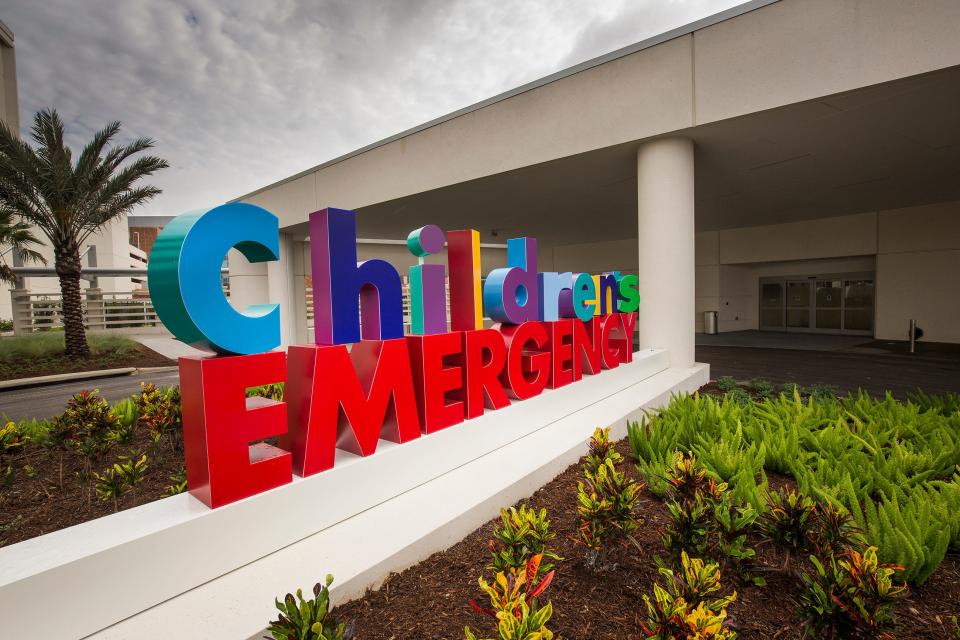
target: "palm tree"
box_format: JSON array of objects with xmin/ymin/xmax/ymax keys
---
[
  {"xmin": 0, "ymin": 109, "xmax": 168, "ymax": 357},
  {"xmin": 0, "ymin": 207, "xmax": 44, "ymax": 284}
]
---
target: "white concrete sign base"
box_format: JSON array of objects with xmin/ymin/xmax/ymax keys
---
[{"xmin": 0, "ymin": 349, "xmax": 707, "ymax": 639}]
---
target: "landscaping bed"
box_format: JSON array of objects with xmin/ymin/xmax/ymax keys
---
[
  {"xmin": 0, "ymin": 385, "xmax": 186, "ymax": 546},
  {"xmin": 3, "ymin": 379, "xmax": 959, "ymax": 638},
  {"xmin": 333, "ymin": 440, "xmax": 960, "ymax": 639},
  {"xmin": 0, "ymin": 333, "xmax": 174, "ymax": 381}
]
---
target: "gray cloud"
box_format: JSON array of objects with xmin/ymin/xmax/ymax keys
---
[{"xmin": 2, "ymin": 0, "xmax": 745, "ymax": 216}]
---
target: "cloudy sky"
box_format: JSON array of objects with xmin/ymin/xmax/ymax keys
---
[{"xmin": 4, "ymin": 0, "xmax": 746, "ymax": 217}]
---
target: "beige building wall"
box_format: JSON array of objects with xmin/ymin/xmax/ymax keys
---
[
  {"xmin": 0, "ymin": 21, "xmax": 18, "ymax": 132},
  {"xmin": 237, "ymin": 0, "xmax": 960, "ymax": 231},
  {"xmin": 875, "ymin": 201, "xmax": 960, "ymax": 343}
]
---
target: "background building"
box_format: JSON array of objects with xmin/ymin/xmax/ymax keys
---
[
  {"xmin": 229, "ymin": 0, "xmax": 960, "ymax": 360},
  {"xmin": 0, "ymin": 21, "xmax": 168, "ymax": 324}
]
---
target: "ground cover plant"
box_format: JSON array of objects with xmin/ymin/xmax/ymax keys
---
[
  {"xmin": 0, "ymin": 383, "xmax": 188, "ymax": 545},
  {"xmin": 628, "ymin": 390, "xmax": 960, "ymax": 586},
  {"xmin": 325, "ymin": 387, "xmax": 960, "ymax": 639},
  {"xmin": 0, "ymin": 333, "xmax": 173, "ymax": 380}
]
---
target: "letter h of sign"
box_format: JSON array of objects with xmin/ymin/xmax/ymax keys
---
[{"xmin": 310, "ymin": 208, "xmax": 405, "ymax": 344}]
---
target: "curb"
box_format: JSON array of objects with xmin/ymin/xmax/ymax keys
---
[
  {"xmin": 0, "ymin": 367, "xmax": 137, "ymax": 391},
  {"xmin": 135, "ymin": 366, "xmax": 180, "ymax": 374}
]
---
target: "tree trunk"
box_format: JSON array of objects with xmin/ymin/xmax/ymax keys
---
[{"xmin": 54, "ymin": 241, "xmax": 91, "ymax": 358}]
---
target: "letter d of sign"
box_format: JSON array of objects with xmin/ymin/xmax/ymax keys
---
[{"xmin": 148, "ymin": 202, "xmax": 281, "ymax": 355}]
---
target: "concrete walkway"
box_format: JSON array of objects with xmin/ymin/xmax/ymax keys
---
[
  {"xmin": 696, "ymin": 330, "xmax": 872, "ymax": 351},
  {"xmin": 0, "ymin": 368, "xmax": 180, "ymax": 421},
  {"xmin": 129, "ymin": 334, "xmax": 207, "ymax": 359}
]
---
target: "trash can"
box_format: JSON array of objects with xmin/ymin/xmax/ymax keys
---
[{"xmin": 703, "ymin": 311, "xmax": 718, "ymax": 335}]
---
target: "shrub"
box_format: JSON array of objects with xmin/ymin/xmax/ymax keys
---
[
  {"xmin": 809, "ymin": 501, "xmax": 865, "ymax": 558},
  {"xmin": 93, "ymin": 453, "xmax": 148, "ymax": 511},
  {"xmin": 50, "ymin": 389, "xmax": 120, "ymax": 452},
  {"xmin": 468, "ymin": 553, "xmax": 555, "ymax": 638},
  {"xmin": 93, "ymin": 467, "xmax": 128, "ymax": 511},
  {"xmin": 0, "ymin": 318, "xmax": 12, "ymax": 332},
  {"xmin": 464, "ymin": 600, "xmax": 554, "ymax": 640},
  {"xmin": 749, "ymin": 377, "xmax": 775, "ymax": 400},
  {"xmin": 660, "ymin": 453, "xmax": 760, "ymax": 582},
  {"xmin": 808, "ymin": 383, "xmax": 839, "ymax": 401},
  {"xmin": 488, "ymin": 504, "xmax": 561, "ymax": 574},
  {"xmin": 725, "ymin": 388, "xmax": 751, "ymax": 406},
  {"xmin": 716, "ymin": 376, "xmax": 738, "ymax": 393},
  {"xmin": 576, "ymin": 457, "xmax": 643, "ymax": 561},
  {"xmin": 640, "ymin": 551, "xmax": 737, "ymax": 640},
  {"xmin": 798, "ymin": 546, "xmax": 907, "ymax": 639},
  {"xmin": 780, "ymin": 382, "xmax": 808, "ymax": 398},
  {"xmin": 584, "ymin": 426, "xmax": 622, "ymax": 474},
  {"xmin": 136, "ymin": 383, "xmax": 182, "ymax": 442},
  {"xmin": 757, "ymin": 488, "xmax": 817, "ymax": 562},
  {"xmin": 267, "ymin": 574, "xmax": 345, "ymax": 640},
  {"xmin": 248, "ymin": 382, "xmax": 285, "ymax": 402},
  {"xmin": 164, "ymin": 465, "xmax": 188, "ymax": 497},
  {"xmin": 0, "ymin": 420, "xmax": 26, "ymax": 458}
]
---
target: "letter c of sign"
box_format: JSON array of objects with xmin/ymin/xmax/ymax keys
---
[{"xmin": 148, "ymin": 202, "xmax": 280, "ymax": 355}]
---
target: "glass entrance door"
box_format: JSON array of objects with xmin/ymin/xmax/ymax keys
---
[
  {"xmin": 786, "ymin": 280, "xmax": 812, "ymax": 330},
  {"xmin": 815, "ymin": 279, "xmax": 842, "ymax": 331},
  {"xmin": 759, "ymin": 273, "xmax": 874, "ymax": 336},
  {"xmin": 760, "ymin": 282, "xmax": 784, "ymax": 329}
]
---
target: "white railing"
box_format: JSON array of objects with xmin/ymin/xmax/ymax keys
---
[{"xmin": 9, "ymin": 287, "xmax": 165, "ymax": 335}]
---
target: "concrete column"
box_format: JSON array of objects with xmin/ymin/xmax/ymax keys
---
[
  {"xmin": 637, "ymin": 137, "xmax": 696, "ymax": 368},
  {"xmin": 267, "ymin": 233, "xmax": 309, "ymax": 348},
  {"xmin": 85, "ymin": 287, "xmax": 104, "ymax": 332},
  {"xmin": 10, "ymin": 288, "xmax": 30, "ymax": 335}
]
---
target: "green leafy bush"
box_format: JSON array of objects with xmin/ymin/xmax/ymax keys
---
[
  {"xmin": 50, "ymin": 389, "xmax": 120, "ymax": 453},
  {"xmin": 93, "ymin": 452, "xmax": 148, "ymax": 511},
  {"xmin": 164, "ymin": 465, "xmax": 188, "ymax": 497},
  {"xmin": 248, "ymin": 382, "xmax": 285, "ymax": 402},
  {"xmin": 749, "ymin": 377, "xmax": 775, "ymax": 400},
  {"xmin": 798, "ymin": 546, "xmax": 907, "ymax": 639},
  {"xmin": 584, "ymin": 426, "xmax": 622, "ymax": 474},
  {"xmin": 716, "ymin": 376, "xmax": 738, "ymax": 393},
  {"xmin": 576, "ymin": 457, "xmax": 643, "ymax": 560},
  {"xmin": 267, "ymin": 574, "xmax": 345, "ymax": 640},
  {"xmin": 757, "ymin": 488, "xmax": 817, "ymax": 558},
  {"xmin": 136, "ymin": 383, "xmax": 182, "ymax": 442},
  {"xmin": 0, "ymin": 420, "xmax": 26, "ymax": 458},
  {"xmin": 488, "ymin": 504, "xmax": 561, "ymax": 574},
  {"xmin": 627, "ymin": 391, "xmax": 960, "ymax": 585},
  {"xmin": 640, "ymin": 551, "xmax": 737, "ymax": 640},
  {"xmin": 468, "ymin": 554, "xmax": 555, "ymax": 640},
  {"xmin": 660, "ymin": 453, "xmax": 760, "ymax": 582}
]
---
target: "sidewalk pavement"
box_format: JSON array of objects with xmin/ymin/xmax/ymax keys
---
[{"xmin": 129, "ymin": 334, "xmax": 207, "ymax": 359}]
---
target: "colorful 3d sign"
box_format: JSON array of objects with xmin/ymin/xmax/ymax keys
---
[{"xmin": 149, "ymin": 205, "xmax": 640, "ymax": 508}]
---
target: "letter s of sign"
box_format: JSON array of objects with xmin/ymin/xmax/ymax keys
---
[{"xmin": 148, "ymin": 202, "xmax": 281, "ymax": 354}]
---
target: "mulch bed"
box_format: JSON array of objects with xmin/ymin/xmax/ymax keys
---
[
  {"xmin": 332, "ymin": 441, "xmax": 960, "ymax": 640},
  {"xmin": 0, "ymin": 428, "xmax": 185, "ymax": 547},
  {"xmin": 0, "ymin": 342, "xmax": 174, "ymax": 381}
]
